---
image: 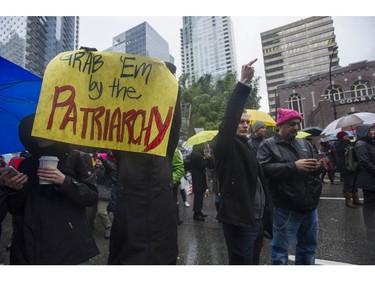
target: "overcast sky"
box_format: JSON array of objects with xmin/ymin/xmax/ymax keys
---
[
  {"xmin": 4, "ymin": 1, "xmax": 375, "ymax": 113},
  {"xmin": 3, "ymin": 4, "xmax": 375, "ymax": 277},
  {"xmin": 78, "ymin": 16, "xmax": 375, "ymax": 112}
]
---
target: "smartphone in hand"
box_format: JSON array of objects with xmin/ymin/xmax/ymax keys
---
[
  {"xmin": 0, "ymin": 166, "xmax": 20, "ymax": 179},
  {"xmin": 315, "ymin": 153, "xmax": 325, "ymax": 160}
]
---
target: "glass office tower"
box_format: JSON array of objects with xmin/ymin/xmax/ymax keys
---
[
  {"xmin": 107, "ymin": 21, "xmax": 174, "ymax": 64},
  {"xmin": 260, "ymin": 16, "xmax": 339, "ymax": 117},
  {"xmin": 180, "ymin": 16, "xmax": 237, "ymax": 86},
  {"xmin": 0, "ymin": 16, "xmax": 79, "ymax": 77}
]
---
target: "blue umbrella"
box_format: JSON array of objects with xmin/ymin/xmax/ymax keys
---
[{"xmin": 0, "ymin": 56, "xmax": 42, "ymax": 154}]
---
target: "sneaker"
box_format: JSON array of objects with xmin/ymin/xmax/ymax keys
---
[
  {"xmin": 184, "ymin": 201, "xmax": 190, "ymax": 207},
  {"xmin": 104, "ymin": 227, "xmax": 111, "ymax": 239}
]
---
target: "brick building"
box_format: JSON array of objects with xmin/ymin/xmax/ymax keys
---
[{"xmin": 277, "ymin": 60, "xmax": 375, "ymax": 130}]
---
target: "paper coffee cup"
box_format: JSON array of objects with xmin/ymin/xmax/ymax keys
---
[{"xmin": 39, "ymin": 156, "xmax": 59, "ymax": 184}]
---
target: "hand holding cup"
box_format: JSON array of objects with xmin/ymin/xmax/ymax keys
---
[{"xmin": 38, "ymin": 156, "xmax": 64, "ymax": 185}]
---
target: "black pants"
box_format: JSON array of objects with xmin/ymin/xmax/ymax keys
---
[
  {"xmin": 363, "ymin": 189, "xmax": 375, "ymax": 230},
  {"xmin": 193, "ymin": 190, "xmax": 204, "ymax": 214},
  {"xmin": 173, "ymin": 186, "xmax": 180, "ymax": 224},
  {"xmin": 321, "ymin": 170, "xmax": 335, "ymax": 183},
  {"xmin": 180, "ymin": 188, "xmax": 187, "ymax": 202},
  {"xmin": 222, "ymin": 220, "xmax": 264, "ymax": 265}
]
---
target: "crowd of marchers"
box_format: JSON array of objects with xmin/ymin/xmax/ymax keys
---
[{"xmin": 1, "ymin": 60, "xmax": 375, "ymax": 265}]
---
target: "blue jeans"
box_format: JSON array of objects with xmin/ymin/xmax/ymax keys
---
[
  {"xmin": 271, "ymin": 207, "xmax": 318, "ymax": 265},
  {"xmin": 222, "ymin": 220, "xmax": 264, "ymax": 265},
  {"xmin": 342, "ymin": 173, "xmax": 357, "ymax": 193}
]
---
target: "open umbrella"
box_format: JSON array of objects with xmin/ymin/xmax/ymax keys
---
[
  {"xmin": 320, "ymin": 134, "xmax": 338, "ymax": 143},
  {"xmin": 185, "ymin": 130, "xmax": 218, "ymax": 147},
  {"xmin": 321, "ymin": 120, "xmax": 341, "ymax": 136},
  {"xmin": 296, "ymin": 131, "xmax": 311, "ymax": 139},
  {"xmin": 0, "ymin": 56, "xmax": 42, "ymax": 154},
  {"xmin": 302, "ymin": 126, "xmax": 323, "ymax": 137},
  {"xmin": 246, "ymin": 109, "xmax": 276, "ymax": 127},
  {"xmin": 321, "ymin": 112, "xmax": 375, "ymax": 136},
  {"xmin": 336, "ymin": 114, "xmax": 370, "ymax": 130}
]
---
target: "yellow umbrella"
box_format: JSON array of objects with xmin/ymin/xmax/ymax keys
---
[
  {"xmin": 185, "ymin": 130, "xmax": 218, "ymax": 147},
  {"xmin": 246, "ymin": 109, "xmax": 276, "ymax": 127},
  {"xmin": 296, "ymin": 131, "xmax": 311, "ymax": 139}
]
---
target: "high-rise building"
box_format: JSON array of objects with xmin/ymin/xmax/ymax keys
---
[
  {"xmin": 180, "ymin": 16, "xmax": 237, "ymax": 86},
  {"xmin": 0, "ymin": 16, "xmax": 79, "ymax": 77},
  {"xmin": 106, "ymin": 21, "xmax": 174, "ymax": 64},
  {"xmin": 260, "ymin": 16, "xmax": 338, "ymax": 118}
]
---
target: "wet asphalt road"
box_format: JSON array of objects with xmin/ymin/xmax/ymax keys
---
[{"xmin": 1, "ymin": 174, "xmax": 375, "ymax": 265}]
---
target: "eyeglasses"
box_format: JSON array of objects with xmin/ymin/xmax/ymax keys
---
[{"xmin": 239, "ymin": 119, "xmax": 250, "ymax": 125}]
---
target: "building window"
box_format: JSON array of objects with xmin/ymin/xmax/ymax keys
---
[
  {"xmin": 288, "ymin": 93, "xmax": 305, "ymax": 128},
  {"xmin": 323, "ymin": 85, "xmax": 344, "ymax": 101},
  {"xmin": 350, "ymin": 80, "xmax": 373, "ymax": 98}
]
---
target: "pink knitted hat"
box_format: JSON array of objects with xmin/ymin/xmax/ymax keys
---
[
  {"xmin": 98, "ymin": 153, "xmax": 107, "ymax": 159},
  {"xmin": 276, "ymin": 108, "xmax": 302, "ymax": 126}
]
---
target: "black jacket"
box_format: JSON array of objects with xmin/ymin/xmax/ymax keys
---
[
  {"xmin": 334, "ymin": 139, "xmax": 354, "ymax": 175},
  {"xmin": 190, "ymin": 148, "xmax": 211, "ymax": 194},
  {"xmin": 248, "ymin": 134, "xmax": 264, "ymax": 154},
  {"xmin": 94, "ymin": 157, "xmax": 117, "ymax": 200},
  {"xmin": 257, "ymin": 133, "xmax": 322, "ymax": 212},
  {"xmin": 0, "ymin": 186, "xmax": 7, "ymax": 230},
  {"xmin": 212, "ymin": 83, "xmax": 272, "ymax": 230},
  {"xmin": 108, "ymin": 88, "xmax": 181, "ymax": 265},
  {"xmin": 355, "ymin": 124, "xmax": 375, "ymax": 191},
  {"xmin": 6, "ymin": 114, "xmax": 99, "ymax": 264}
]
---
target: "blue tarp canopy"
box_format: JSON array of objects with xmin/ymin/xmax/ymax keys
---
[{"xmin": 0, "ymin": 56, "xmax": 42, "ymax": 154}]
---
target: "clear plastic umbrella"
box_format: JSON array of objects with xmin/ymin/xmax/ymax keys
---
[{"xmin": 321, "ymin": 112, "xmax": 375, "ymax": 136}]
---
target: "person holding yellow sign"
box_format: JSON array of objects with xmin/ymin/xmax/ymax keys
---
[
  {"xmin": 31, "ymin": 50, "xmax": 182, "ymax": 265},
  {"xmin": 108, "ymin": 61, "xmax": 182, "ymax": 265}
]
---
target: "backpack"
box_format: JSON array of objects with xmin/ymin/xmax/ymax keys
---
[{"xmin": 345, "ymin": 146, "xmax": 358, "ymax": 172}]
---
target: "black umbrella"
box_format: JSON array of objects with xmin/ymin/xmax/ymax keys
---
[{"xmin": 302, "ymin": 126, "xmax": 323, "ymax": 137}]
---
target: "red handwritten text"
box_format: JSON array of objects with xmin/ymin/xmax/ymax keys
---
[{"xmin": 47, "ymin": 85, "xmax": 174, "ymax": 152}]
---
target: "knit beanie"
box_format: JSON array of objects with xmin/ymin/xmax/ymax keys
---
[
  {"xmin": 336, "ymin": 131, "xmax": 348, "ymax": 140},
  {"xmin": 98, "ymin": 153, "xmax": 108, "ymax": 159},
  {"xmin": 276, "ymin": 108, "xmax": 302, "ymax": 126},
  {"xmin": 252, "ymin": 120, "xmax": 266, "ymax": 133}
]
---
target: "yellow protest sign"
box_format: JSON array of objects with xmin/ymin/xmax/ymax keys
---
[{"xmin": 32, "ymin": 50, "xmax": 178, "ymax": 156}]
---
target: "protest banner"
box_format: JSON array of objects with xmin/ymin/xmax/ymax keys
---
[{"xmin": 32, "ymin": 50, "xmax": 178, "ymax": 156}]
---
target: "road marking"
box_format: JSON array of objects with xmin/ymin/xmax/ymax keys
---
[
  {"xmin": 289, "ymin": 255, "xmax": 354, "ymax": 265},
  {"xmin": 320, "ymin": 197, "xmax": 364, "ymax": 200},
  {"xmin": 320, "ymin": 197, "xmax": 346, "ymax": 200}
]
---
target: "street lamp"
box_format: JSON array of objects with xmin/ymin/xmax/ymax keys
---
[{"xmin": 329, "ymin": 46, "xmax": 338, "ymax": 120}]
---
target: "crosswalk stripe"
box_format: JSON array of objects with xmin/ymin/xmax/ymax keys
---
[{"xmin": 289, "ymin": 255, "xmax": 354, "ymax": 265}]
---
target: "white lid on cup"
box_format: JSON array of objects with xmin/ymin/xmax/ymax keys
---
[{"xmin": 39, "ymin": 156, "xmax": 59, "ymax": 161}]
